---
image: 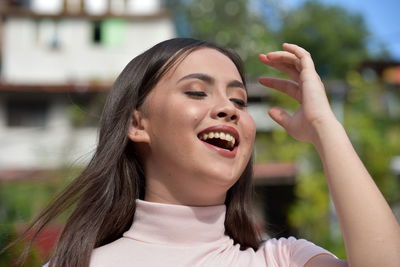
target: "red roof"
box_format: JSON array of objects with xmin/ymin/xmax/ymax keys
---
[
  {"xmin": 0, "ymin": 83, "xmax": 111, "ymax": 93},
  {"xmin": 0, "ymin": 169, "xmax": 55, "ymax": 181}
]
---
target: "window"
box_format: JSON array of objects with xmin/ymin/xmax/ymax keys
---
[
  {"xmin": 91, "ymin": 19, "xmax": 127, "ymax": 47},
  {"xmin": 35, "ymin": 20, "xmax": 61, "ymax": 50},
  {"xmin": 92, "ymin": 20, "xmax": 103, "ymax": 44},
  {"xmin": 6, "ymin": 99, "xmax": 49, "ymax": 127},
  {"xmin": 6, "ymin": 0, "xmax": 30, "ymax": 9}
]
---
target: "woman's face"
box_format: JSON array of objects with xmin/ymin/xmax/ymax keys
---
[{"xmin": 131, "ymin": 48, "xmax": 256, "ymax": 205}]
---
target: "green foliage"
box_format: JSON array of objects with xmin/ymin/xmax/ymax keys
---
[
  {"xmin": 0, "ymin": 172, "xmax": 75, "ymax": 224},
  {"xmin": 255, "ymin": 130, "xmax": 309, "ymax": 163},
  {"xmin": 0, "ymin": 169, "xmax": 80, "ymax": 265},
  {"xmin": 345, "ymin": 71, "xmax": 400, "ymax": 202},
  {"xmin": 289, "ymin": 171, "xmax": 330, "ymax": 236},
  {"xmin": 0, "ymin": 224, "xmax": 41, "ymax": 267},
  {"xmin": 167, "ymin": 0, "xmax": 280, "ymax": 78},
  {"xmin": 1, "ymin": 180, "xmax": 56, "ymax": 224},
  {"xmin": 279, "ymin": 0, "xmax": 370, "ymax": 78},
  {"xmin": 168, "ymin": 0, "xmax": 376, "ymax": 80}
]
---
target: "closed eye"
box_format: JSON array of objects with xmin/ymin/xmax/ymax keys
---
[
  {"xmin": 230, "ymin": 98, "xmax": 247, "ymax": 108},
  {"xmin": 184, "ymin": 91, "xmax": 207, "ymax": 98}
]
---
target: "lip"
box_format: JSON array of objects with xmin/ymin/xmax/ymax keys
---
[
  {"xmin": 200, "ymin": 141, "xmax": 238, "ymax": 158},
  {"xmin": 197, "ymin": 125, "xmax": 240, "ymax": 158}
]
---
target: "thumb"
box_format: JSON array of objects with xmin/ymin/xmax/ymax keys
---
[{"xmin": 268, "ymin": 106, "xmax": 291, "ymax": 130}]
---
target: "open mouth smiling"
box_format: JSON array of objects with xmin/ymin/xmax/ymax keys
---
[
  {"xmin": 197, "ymin": 125, "xmax": 240, "ymax": 152},
  {"xmin": 199, "ymin": 132, "xmax": 236, "ymax": 151}
]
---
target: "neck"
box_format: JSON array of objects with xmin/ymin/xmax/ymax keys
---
[
  {"xmin": 123, "ymin": 199, "xmax": 229, "ymax": 246},
  {"xmin": 145, "ymin": 176, "xmax": 228, "ymax": 206}
]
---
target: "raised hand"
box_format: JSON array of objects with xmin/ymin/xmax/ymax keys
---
[
  {"xmin": 258, "ymin": 43, "xmax": 337, "ymax": 144},
  {"xmin": 259, "ymin": 44, "xmax": 400, "ymax": 267}
]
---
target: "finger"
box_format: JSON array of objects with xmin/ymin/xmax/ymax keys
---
[
  {"xmin": 259, "ymin": 77, "xmax": 302, "ymax": 103},
  {"xmin": 282, "ymin": 43, "xmax": 316, "ymax": 71},
  {"xmin": 268, "ymin": 106, "xmax": 291, "ymax": 130},
  {"xmin": 269, "ymin": 63, "xmax": 300, "ymax": 82},
  {"xmin": 259, "ymin": 54, "xmax": 299, "ymax": 81},
  {"xmin": 264, "ymin": 51, "xmax": 301, "ymax": 72}
]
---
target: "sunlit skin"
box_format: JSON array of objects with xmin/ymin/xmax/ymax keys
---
[
  {"xmin": 128, "ymin": 43, "xmax": 400, "ymax": 267},
  {"xmin": 258, "ymin": 44, "xmax": 399, "ymax": 267},
  {"xmin": 128, "ymin": 48, "xmax": 256, "ymax": 206}
]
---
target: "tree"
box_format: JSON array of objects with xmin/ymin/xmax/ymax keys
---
[
  {"xmin": 279, "ymin": 0, "xmax": 370, "ymax": 78},
  {"xmin": 166, "ymin": 0, "xmax": 280, "ymax": 78}
]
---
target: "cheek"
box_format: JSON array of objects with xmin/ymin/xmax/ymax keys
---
[
  {"xmin": 171, "ymin": 102, "xmax": 207, "ymax": 126},
  {"xmin": 242, "ymin": 114, "xmax": 256, "ymax": 144},
  {"xmin": 184, "ymin": 105, "xmax": 204, "ymax": 123},
  {"xmin": 150, "ymin": 101, "xmax": 207, "ymax": 138}
]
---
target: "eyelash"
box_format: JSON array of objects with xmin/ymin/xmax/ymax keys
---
[
  {"xmin": 185, "ymin": 91, "xmax": 247, "ymax": 108},
  {"xmin": 184, "ymin": 91, "xmax": 207, "ymax": 97},
  {"xmin": 230, "ymin": 98, "xmax": 248, "ymax": 108}
]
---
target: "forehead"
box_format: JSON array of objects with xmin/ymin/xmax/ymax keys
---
[{"xmin": 166, "ymin": 48, "xmax": 242, "ymax": 82}]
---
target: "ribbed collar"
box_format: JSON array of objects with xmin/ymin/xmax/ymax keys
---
[{"xmin": 123, "ymin": 199, "xmax": 227, "ymax": 246}]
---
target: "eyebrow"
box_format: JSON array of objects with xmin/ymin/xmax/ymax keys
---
[{"xmin": 177, "ymin": 73, "xmax": 246, "ymax": 90}]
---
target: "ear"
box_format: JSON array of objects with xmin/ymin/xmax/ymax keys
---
[{"xmin": 127, "ymin": 110, "xmax": 150, "ymax": 143}]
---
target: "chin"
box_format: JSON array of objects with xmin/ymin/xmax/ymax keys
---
[{"xmin": 203, "ymin": 167, "xmax": 242, "ymax": 188}]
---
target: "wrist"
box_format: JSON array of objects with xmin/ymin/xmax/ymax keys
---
[{"xmin": 310, "ymin": 116, "xmax": 345, "ymax": 148}]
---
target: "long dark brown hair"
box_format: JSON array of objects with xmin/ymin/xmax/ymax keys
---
[{"xmin": 6, "ymin": 38, "xmax": 261, "ymax": 266}]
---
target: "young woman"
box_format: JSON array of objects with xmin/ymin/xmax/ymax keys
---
[{"xmin": 11, "ymin": 38, "xmax": 400, "ymax": 266}]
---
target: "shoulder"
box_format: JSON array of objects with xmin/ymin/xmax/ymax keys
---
[
  {"xmin": 89, "ymin": 237, "xmax": 136, "ymax": 267},
  {"xmin": 41, "ymin": 239, "xmax": 130, "ymax": 267},
  {"xmin": 259, "ymin": 237, "xmax": 336, "ymax": 267}
]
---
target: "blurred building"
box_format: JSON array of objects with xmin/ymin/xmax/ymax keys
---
[{"xmin": 0, "ymin": 0, "xmax": 175, "ymax": 172}]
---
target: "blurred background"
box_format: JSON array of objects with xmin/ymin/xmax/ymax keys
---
[{"xmin": 0, "ymin": 0, "xmax": 399, "ymax": 265}]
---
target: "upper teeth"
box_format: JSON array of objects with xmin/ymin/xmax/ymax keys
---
[{"xmin": 199, "ymin": 132, "xmax": 236, "ymax": 148}]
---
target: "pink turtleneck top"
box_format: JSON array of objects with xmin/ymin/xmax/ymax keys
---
[{"xmin": 89, "ymin": 200, "xmax": 335, "ymax": 267}]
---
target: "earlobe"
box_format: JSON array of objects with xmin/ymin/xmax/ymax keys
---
[{"xmin": 127, "ymin": 110, "xmax": 150, "ymax": 143}]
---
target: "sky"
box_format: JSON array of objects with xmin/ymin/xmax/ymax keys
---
[{"xmin": 283, "ymin": 0, "xmax": 400, "ymax": 60}]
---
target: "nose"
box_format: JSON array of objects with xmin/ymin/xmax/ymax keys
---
[{"xmin": 211, "ymin": 98, "xmax": 240, "ymax": 123}]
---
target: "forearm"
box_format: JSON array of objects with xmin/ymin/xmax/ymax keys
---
[
  {"xmin": 260, "ymin": 43, "xmax": 400, "ymax": 266},
  {"xmin": 313, "ymin": 119, "xmax": 400, "ymax": 267}
]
